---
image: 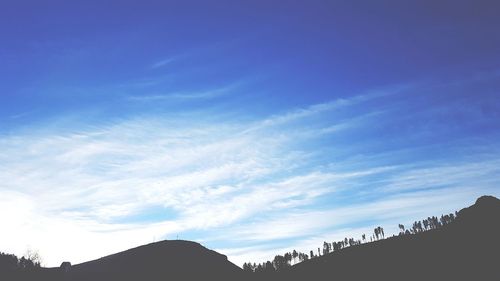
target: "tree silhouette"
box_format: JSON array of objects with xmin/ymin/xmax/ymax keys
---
[
  {"xmin": 374, "ymin": 226, "xmax": 384, "ymax": 240},
  {"xmin": 0, "ymin": 252, "xmax": 18, "ymax": 271},
  {"xmin": 0, "ymin": 251, "xmax": 41, "ymax": 272},
  {"xmin": 323, "ymin": 241, "xmax": 331, "ymax": 255},
  {"xmin": 273, "ymin": 255, "xmax": 290, "ymax": 271},
  {"xmin": 24, "ymin": 248, "xmax": 42, "ymax": 267},
  {"xmin": 412, "ymin": 221, "xmax": 423, "ymax": 233},
  {"xmin": 398, "ymin": 224, "xmax": 405, "ymax": 234},
  {"xmin": 284, "ymin": 252, "xmax": 292, "ymax": 265},
  {"xmin": 423, "ymin": 219, "xmax": 429, "ymax": 230},
  {"xmin": 243, "ymin": 206, "xmax": 464, "ymax": 275},
  {"xmin": 256, "ymin": 263, "xmax": 263, "ymax": 273},
  {"xmin": 243, "ymin": 262, "xmax": 252, "ymax": 272}
]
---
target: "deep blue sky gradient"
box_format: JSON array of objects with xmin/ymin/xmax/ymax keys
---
[{"xmin": 2, "ymin": 1, "xmax": 499, "ymax": 125}]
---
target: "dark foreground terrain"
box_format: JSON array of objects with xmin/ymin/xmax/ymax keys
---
[
  {"xmin": 276, "ymin": 195, "xmax": 500, "ymax": 281},
  {"xmin": 2, "ymin": 195, "xmax": 499, "ymax": 281}
]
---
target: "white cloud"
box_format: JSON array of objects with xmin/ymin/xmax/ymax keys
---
[
  {"xmin": 0, "ymin": 103, "xmax": 331, "ymax": 265},
  {"xmin": 381, "ymin": 159, "xmax": 500, "ymax": 192},
  {"xmin": 127, "ymin": 82, "xmax": 241, "ymax": 101},
  {"xmin": 151, "ymin": 57, "xmax": 176, "ymax": 69},
  {"xmin": 1, "ymin": 89, "xmax": 499, "ymax": 268}
]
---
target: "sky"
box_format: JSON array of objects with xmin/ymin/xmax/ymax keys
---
[{"xmin": 1, "ymin": 0, "xmax": 500, "ymax": 267}]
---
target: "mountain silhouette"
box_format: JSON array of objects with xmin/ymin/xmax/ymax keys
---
[
  {"xmin": 63, "ymin": 240, "xmax": 243, "ymax": 281},
  {"xmin": 271, "ymin": 195, "xmax": 500, "ymax": 281},
  {"xmin": 2, "ymin": 196, "xmax": 499, "ymax": 281},
  {"xmin": 7, "ymin": 240, "xmax": 244, "ymax": 281}
]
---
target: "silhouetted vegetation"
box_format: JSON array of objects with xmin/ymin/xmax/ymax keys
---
[
  {"xmin": 0, "ymin": 251, "xmax": 41, "ymax": 271},
  {"xmin": 276, "ymin": 195, "xmax": 500, "ymax": 281},
  {"xmin": 0, "ymin": 251, "xmax": 43, "ymax": 281},
  {"xmin": 243, "ymin": 208, "xmax": 461, "ymax": 273},
  {"xmin": 1, "ymin": 195, "xmax": 498, "ymax": 281},
  {"xmin": 399, "ymin": 212, "xmax": 456, "ymax": 236}
]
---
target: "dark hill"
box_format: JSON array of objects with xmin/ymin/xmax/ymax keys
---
[
  {"xmin": 3, "ymin": 196, "xmax": 499, "ymax": 281},
  {"xmin": 66, "ymin": 240, "xmax": 243, "ymax": 281},
  {"xmin": 275, "ymin": 195, "xmax": 500, "ymax": 281}
]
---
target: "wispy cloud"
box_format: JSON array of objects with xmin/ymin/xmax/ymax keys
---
[
  {"xmin": 128, "ymin": 85, "xmax": 237, "ymax": 102},
  {"xmin": 1, "ymin": 84, "xmax": 499, "ymax": 267},
  {"xmin": 9, "ymin": 111, "xmax": 35, "ymax": 120},
  {"xmin": 151, "ymin": 57, "xmax": 177, "ymax": 69},
  {"xmin": 248, "ymin": 90, "xmax": 387, "ymax": 130},
  {"xmin": 126, "ymin": 81, "xmax": 244, "ymax": 102},
  {"xmin": 380, "ymin": 160, "xmax": 500, "ymax": 192}
]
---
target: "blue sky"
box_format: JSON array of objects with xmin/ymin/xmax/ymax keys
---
[{"xmin": 1, "ymin": 1, "xmax": 500, "ymax": 267}]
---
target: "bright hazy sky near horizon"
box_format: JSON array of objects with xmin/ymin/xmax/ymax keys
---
[{"xmin": 1, "ymin": 1, "xmax": 500, "ymax": 267}]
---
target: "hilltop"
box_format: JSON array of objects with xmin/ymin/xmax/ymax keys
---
[
  {"xmin": 3, "ymin": 240, "xmax": 244, "ymax": 281},
  {"xmin": 66, "ymin": 240, "xmax": 243, "ymax": 281},
  {"xmin": 272, "ymin": 195, "xmax": 500, "ymax": 281},
  {"xmin": 1, "ymin": 196, "xmax": 499, "ymax": 281}
]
